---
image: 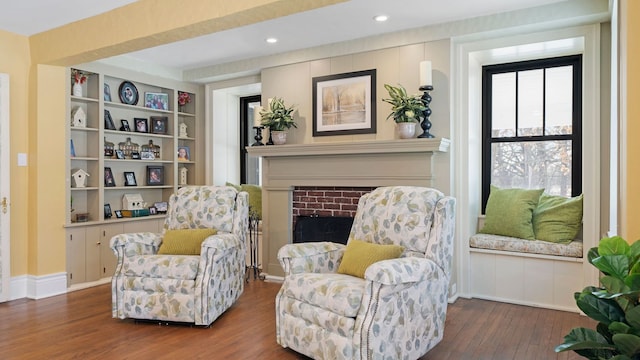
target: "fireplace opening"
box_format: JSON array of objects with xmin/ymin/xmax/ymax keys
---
[{"xmin": 293, "ymin": 215, "xmax": 353, "ymax": 245}]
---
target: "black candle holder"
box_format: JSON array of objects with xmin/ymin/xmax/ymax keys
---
[
  {"xmin": 252, "ymin": 126, "xmax": 265, "ymax": 146},
  {"xmin": 418, "ymin": 85, "xmax": 435, "ymax": 138},
  {"xmin": 266, "ymin": 128, "xmax": 274, "ymax": 145}
]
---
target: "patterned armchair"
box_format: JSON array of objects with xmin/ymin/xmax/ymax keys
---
[
  {"xmin": 111, "ymin": 186, "xmax": 248, "ymax": 326},
  {"xmin": 276, "ymin": 186, "xmax": 456, "ymax": 359}
]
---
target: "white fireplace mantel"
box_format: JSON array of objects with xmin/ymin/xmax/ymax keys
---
[{"xmin": 247, "ymin": 138, "xmax": 450, "ymax": 277}]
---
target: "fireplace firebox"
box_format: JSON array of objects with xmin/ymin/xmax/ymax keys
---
[{"xmin": 293, "ymin": 215, "xmax": 353, "ymax": 245}]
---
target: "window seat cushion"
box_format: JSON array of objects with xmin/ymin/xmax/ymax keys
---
[{"xmin": 469, "ymin": 233, "xmax": 583, "ymax": 258}]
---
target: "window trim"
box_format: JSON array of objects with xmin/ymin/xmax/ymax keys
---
[{"xmin": 481, "ymin": 55, "xmax": 583, "ymax": 211}]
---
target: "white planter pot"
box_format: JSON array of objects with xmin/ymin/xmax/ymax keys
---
[
  {"xmin": 271, "ymin": 130, "xmax": 287, "ymax": 145},
  {"xmin": 72, "ymin": 82, "xmax": 83, "ymax": 97},
  {"xmin": 397, "ymin": 122, "xmax": 416, "ymax": 139}
]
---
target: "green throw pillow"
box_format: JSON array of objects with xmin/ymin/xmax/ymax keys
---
[
  {"xmin": 157, "ymin": 229, "xmax": 218, "ymax": 255},
  {"xmin": 225, "ymin": 182, "xmax": 262, "ymax": 219},
  {"xmin": 533, "ymin": 193, "xmax": 583, "ymax": 244},
  {"xmin": 480, "ymin": 186, "xmax": 544, "ymax": 240},
  {"xmin": 337, "ymin": 239, "xmax": 404, "ymax": 278}
]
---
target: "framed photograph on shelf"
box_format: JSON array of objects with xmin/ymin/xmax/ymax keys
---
[
  {"xmin": 149, "ymin": 206, "xmax": 158, "ymax": 215},
  {"xmin": 140, "ymin": 151, "xmax": 155, "ymax": 160},
  {"xmin": 154, "ymin": 201, "xmax": 168, "ymax": 213},
  {"xmin": 104, "ymin": 204, "xmax": 112, "ymax": 219},
  {"xmin": 120, "ymin": 119, "xmax": 131, "ymax": 132},
  {"xmin": 150, "ymin": 116, "xmax": 168, "ymax": 134},
  {"xmin": 118, "ymin": 81, "xmax": 138, "ymax": 105},
  {"xmin": 134, "ymin": 118, "xmax": 148, "ymax": 133},
  {"xmin": 124, "ymin": 171, "xmax": 137, "ymax": 186},
  {"xmin": 146, "ymin": 166, "xmax": 164, "ymax": 185},
  {"xmin": 104, "ymin": 167, "xmax": 116, "ymax": 187},
  {"xmin": 115, "ymin": 150, "xmax": 125, "ymax": 159},
  {"xmin": 104, "ymin": 83, "xmax": 112, "ymax": 102},
  {"xmin": 177, "ymin": 146, "xmax": 190, "ymax": 161},
  {"xmin": 70, "ymin": 139, "xmax": 76, "ymax": 158},
  {"xmin": 114, "ymin": 210, "xmax": 123, "ymax": 218},
  {"xmin": 104, "ymin": 109, "xmax": 116, "ymax": 130},
  {"xmin": 312, "ymin": 69, "xmax": 377, "ymax": 136},
  {"xmin": 144, "ymin": 92, "xmax": 169, "ymax": 110},
  {"xmin": 131, "ymin": 151, "xmax": 141, "ymax": 160}
]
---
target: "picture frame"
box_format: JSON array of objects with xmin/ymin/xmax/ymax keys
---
[
  {"xmin": 149, "ymin": 206, "xmax": 158, "ymax": 215},
  {"xmin": 70, "ymin": 139, "xmax": 76, "ymax": 157},
  {"xmin": 104, "ymin": 204, "xmax": 112, "ymax": 219},
  {"xmin": 114, "ymin": 210, "xmax": 123, "ymax": 219},
  {"xmin": 312, "ymin": 69, "xmax": 377, "ymax": 136},
  {"xmin": 150, "ymin": 116, "xmax": 168, "ymax": 134},
  {"xmin": 104, "ymin": 167, "xmax": 116, "ymax": 187},
  {"xmin": 118, "ymin": 81, "xmax": 138, "ymax": 105},
  {"xmin": 115, "ymin": 150, "xmax": 125, "ymax": 159},
  {"xmin": 146, "ymin": 166, "xmax": 164, "ymax": 185},
  {"xmin": 104, "ymin": 83, "xmax": 112, "ymax": 102},
  {"xmin": 144, "ymin": 92, "xmax": 169, "ymax": 110},
  {"xmin": 131, "ymin": 151, "xmax": 141, "ymax": 160},
  {"xmin": 134, "ymin": 118, "xmax": 148, "ymax": 133},
  {"xmin": 104, "ymin": 109, "xmax": 116, "ymax": 130},
  {"xmin": 154, "ymin": 201, "xmax": 168, "ymax": 213},
  {"xmin": 177, "ymin": 146, "xmax": 190, "ymax": 161},
  {"xmin": 140, "ymin": 151, "xmax": 155, "ymax": 160},
  {"xmin": 124, "ymin": 171, "xmax": 137, "ymax": 186},
  {"xmin": 120, "ymin": 119, "xmax": 131, "ymax": 132}
]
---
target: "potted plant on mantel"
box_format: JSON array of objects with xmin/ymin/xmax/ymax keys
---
[
  {"xmin": 382, "ymin": 83, "xmax": 426, "ymax": 139},
  {"xmin": 555, "ymin": 236, "xmax": 640, "ymax": 359},
  {"xmin": 260, "ymin": 97, "xmax": 297, "ymax": 145}
]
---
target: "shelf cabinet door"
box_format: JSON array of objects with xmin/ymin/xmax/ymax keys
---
[
  {"xmin": 84, "ymin": 227, "xmax": 102, "ymax": 282},
  {"xmin": 66, "ymin": 228, "xmax": 87, "ymax": 286},
  {"xmin": 100, "ymin": 223, "xmax": 123, "ymax": 278}
]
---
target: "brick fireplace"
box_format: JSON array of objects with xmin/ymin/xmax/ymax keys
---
[{"xmin": 247, "ymin": 138, "xmax": 450, "ymax": 278}]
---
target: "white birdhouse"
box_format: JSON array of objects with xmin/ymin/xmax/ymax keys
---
[
  {"xmin": 71, "ymin": 106, "xmax": 86, "ymax": 128},
  {"xmin": 179, "ymin": 167, "xmax": 188, "ymax": 185},
  {"xmin": 71, "ymin": 168, "xmax": 90, "ymax": 188},
  {"xmin": 122, "ymin": 193, "xmax": 146, "ymax": 210},
  {"xmin": 179, "ymin": 122, "xmax": 188, "ymax": 137}
]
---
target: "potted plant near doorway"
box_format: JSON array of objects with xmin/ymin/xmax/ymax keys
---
[{"xmin": 260, "ymin": 97, "xmax": 297, "ymax": 145}]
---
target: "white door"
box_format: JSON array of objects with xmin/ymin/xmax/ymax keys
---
[{"xmin": 0, "ymin": 74, "xmax": 11, "ymax": 302}]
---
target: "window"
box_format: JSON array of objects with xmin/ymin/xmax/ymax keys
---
[
  {"xmin": 481, "ymin": 55, "xmax": 582, "ymax": 211},
  {"xmin": 240, "ymin": 95, "xmax": 262, "ymax": 184}
]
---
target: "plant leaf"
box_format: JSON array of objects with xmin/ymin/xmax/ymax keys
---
[
  {"xmin": 610, "ymin": 321, "xmax": 632, "ymax": 334},
  {"xmin": 588, "ymin": 247, "xmax": 600, "ymax": 265},
  {"xmin": 612, "ymin": 333, "xmax": 640, "ymax": 357},
  {"xmin": 600, "ymin": 236, "xmax": 631, "ymax": 256},
  {"xmin": 577, "ymin": 292, "xmax": 626, "ymax": 325},
  {"xmin": 593, "ymin": 255, "xmax": 630, "ymax": 279},
  {"xmin": 555, "ymin": 327, "xmax": 615, "ymax": 359},
  {"xmin": 602, "ymin": 275, "xmax": 631, "ymax": 295},
  {"xmin": 626, "ymin": 305, "xmax": 640, "ymax": 329}
]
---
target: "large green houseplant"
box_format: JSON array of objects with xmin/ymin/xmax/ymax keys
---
[
  {"xmin": 556, "ymin": 236, "xmax": 640, "ymax": 360},
  {"xmin": 382, "ymin": 84, "xmax": 426, "ymax": 123}
]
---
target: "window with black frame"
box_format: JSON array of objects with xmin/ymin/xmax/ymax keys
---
[{"xmin": 481, "ymin": 55, "xmax": 582, "ymax": 212}]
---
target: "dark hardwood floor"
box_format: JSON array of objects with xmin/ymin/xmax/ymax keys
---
[{"xmin": 0, "ymin": 279, "xmax": 594, "ymax": 359}]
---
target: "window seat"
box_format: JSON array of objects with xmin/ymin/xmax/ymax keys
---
[{"xmin": 469, "ymin": 233, "xmax": 583, "ymax": 258}]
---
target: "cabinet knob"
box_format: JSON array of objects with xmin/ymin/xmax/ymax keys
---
[
  {"xmin": 1, "ymin": 197, "xmax": 7, "ymax": 214},
  {"xmin": 97, "ymin": 241, "xmax": 101, "ymax": 245}
]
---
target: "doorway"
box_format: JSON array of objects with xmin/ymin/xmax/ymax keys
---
[{"xmin": 240, "ymin": 95, "xmax": 262, "ymax": 185}]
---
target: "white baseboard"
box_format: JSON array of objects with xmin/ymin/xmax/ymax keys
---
[
  {"xmin": 263, "ymin": 274, "xmax": 284, "ymax": 283},
  {"xmin": 10, "ymin": 272, "xmax": 68, "ymax": 300}
]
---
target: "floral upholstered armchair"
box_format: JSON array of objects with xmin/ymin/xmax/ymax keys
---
[
  {"xmin": 276, "ymin": 186, "xmax": 456, "ymax": 359},
  {"xmin": 111, "ymin": 186, "xmax": 248, "ymax": 326}
]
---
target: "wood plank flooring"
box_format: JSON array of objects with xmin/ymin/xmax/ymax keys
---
[{"xmin": 0, "ymin": 280, "xmax": 594, "ymax": 359}]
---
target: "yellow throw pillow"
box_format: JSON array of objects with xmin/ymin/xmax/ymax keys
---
[
  {"xmin": 337, "ymin": 239, "xmax": 404, "ymax": 278},
  {"xmin": 157, "ymin": 229, "xmax": 218, "ymax": 255}
]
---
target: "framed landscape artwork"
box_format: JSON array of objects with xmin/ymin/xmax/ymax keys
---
[{"xmin": 312, "ymin": 69, "xmax": 376, "ymax": 136}]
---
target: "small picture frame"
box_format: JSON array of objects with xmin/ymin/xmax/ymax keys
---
[
  {"xmin": 118, "ymin": 81, "xmax": 139, "ymax": 105},
  {"xmin": 114, "ymin": 210, "xmax": 123, "ymax": 218},
  {"xmin": 104, "ymin": 167, "xmax": 116, "ymax": 187},
  {"xmin": 115, "ymin": 150, "xmax": 125, "ymax": 159},
  {"xmin": 151, "ymin": 116, "xmax": 168, "ymax": 134},
  {"xmin": 120, "ymin": 119, "xmax": 131, "ymax": 132},
  {"xmin": 154, "ymin": 201, "xmax": 168, "ymax": 213},
  {"xmin": 177, "ymin": 146, "xmax": 190, "ymax": 161},
  {"xmin": 144, "ymin": 92, "xmax": 169, "ymax": 110},
  {"xmin": 104, "ymin": 110, "xmax": 116, "ymax": 130},
  {"xmin": 146, "ymin": 166, "xmax": 164, "ymax": 185},
  {"xmin": 104, "ymin": 204, "xmax": 112, "ymax": 219},
  {"xmin": 124, "ymin": 171, "xmax": 137, "ymax": 186},
  {"xmin": 134, "ymin": 118, "xmax": 148, "ymax": 133},
  {"xmin": 104, "ymin": 83, "xmax": 112, "ymax": 102},
  {"xmin": 131, "ymin": 151, "xmax": 141, "ymax": 160},
  {"xmin": 70, "ymin": 139, "xmax": 76, "ymax": 157},
  {"xmin": 104, "ymin": 148, "xmax": 114, "ymax": 157},
  {"xmin": 149, "ymin": 206, "xmax": 158, "ymax": 215},
  {"xmin": 140, "ymin": 151, "xmax": 155, "ymax": 160}
]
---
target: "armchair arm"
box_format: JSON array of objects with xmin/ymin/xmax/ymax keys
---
[
  {"xmin": 110, "ymin": 232, "xmax": 162, "ymax": 257},
  {"xmin": 201, "ymin": 233, "xmax": 242, "ymax": 258},
  {"xmin": 364, "ymin": 257, "xmax": 443, "ymax": 286},
  {"xmin": 278, "ymin": 242, "xmax": 346, "ymax": 276}
]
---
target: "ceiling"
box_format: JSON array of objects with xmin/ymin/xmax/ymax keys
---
[{"xmin": 1, "ymin": 0, "xmax": 569, "ymax": 81}]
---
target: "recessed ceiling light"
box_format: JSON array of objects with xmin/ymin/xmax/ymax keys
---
[
  {"xmin": 266, "ymin": 37, "xmax": 278, "ymax": 44},
  {"xmin": 373, "ymin": 15, "xmax": 388, "ymax": 22}
]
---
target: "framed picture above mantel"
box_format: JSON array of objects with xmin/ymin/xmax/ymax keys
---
[{"xmin": 312, "ymin": 69, "xmax": 376, "ymax": 137}]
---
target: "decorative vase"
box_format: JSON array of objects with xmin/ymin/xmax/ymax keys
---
[
  {"xmin": 271, "ymin": 130, "xmax": 287, "ymax": 145},
  {"xmin": 72, "ymin": 82, "xmax": 83, "ymax": 97},
  {"xmin": 397, "ymin": 122, "xmax": 416, "ymax": 139}
]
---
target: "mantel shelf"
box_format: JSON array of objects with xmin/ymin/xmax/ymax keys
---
[{"xmin": 247, "ymin": 138, "xmax": 450, "ymax": 158}]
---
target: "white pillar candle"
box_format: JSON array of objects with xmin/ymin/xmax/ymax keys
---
[
  {"xmin": 420, "ymin": 60, "xmax": 432, "ymax": 86},
  {"xmin": 253, "ymin": 105, "xmax": 262, "ymax": 127}
]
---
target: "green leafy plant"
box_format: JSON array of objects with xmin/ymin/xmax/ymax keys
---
[
  {"xmin": 556, "ymin": 236, "xmax": 640, "ymax": 360},
  {"xmin": 382, "ymin": 84, "xmax": 426, "ymax": 123},
  {"xmin": 260, "ymin": 97, "xmax": 297, "ymax": 131}
]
